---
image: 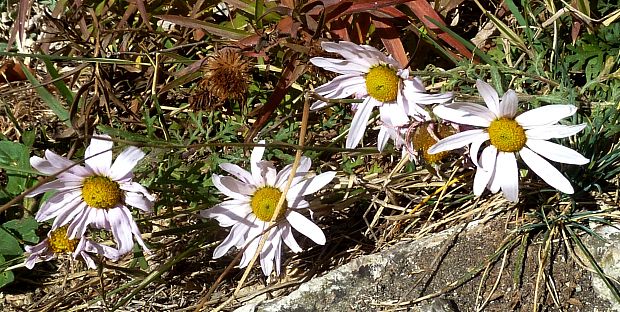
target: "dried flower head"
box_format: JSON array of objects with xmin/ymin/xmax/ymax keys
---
[
  {"xmin": 410, "ymin": 121, "xmax": 457, "ymax": 164},
  {"xmin": 191, "ymin": 48, "xmax": 251, "ymax": 110}
]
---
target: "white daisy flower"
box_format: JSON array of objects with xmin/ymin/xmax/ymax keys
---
[
  {"xmin": 201, "ymin": 141, "xmax": 336, "ymax": 276},
  {"xmin": 27, "ymin": 134, "xmax": 156, "ymax": 255},
  {"xmin": 24, "ymin": 225, "xmax": 121, "ymax": 269},
  {"xmin": 309, "ymin": 41, "xmax": 452, "ymax": 150},
  {"xmin": 428, "ymin": 80, "xmax": 590, "ymax": 202}
]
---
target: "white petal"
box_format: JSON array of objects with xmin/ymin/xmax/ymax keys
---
[
  {"xmin": 377, "ymin": 127, "xmax": 390, "ymax": 152},
  {"xmin": 85, "ymin": 134, "xmax": 113, "ymax": 175},
  {"xmin": 313, "ymin": 74, "xmax": 367, "ymax": 100},
  {"xmin": 35, "ymin": 190, "xmax": 82, "ymax": 221},
  {"xmin": 109, "ymin": 147, "xmax": 144, "ymax": 181},
  {"xmin": 469, "ymin": 136, "xmax": 488, "ymax": 167},
  {"xmin": 287, "ymin": 171, "xmax": 336, "ymax": 200},
  {"xmin": 251, "ymin": 141, "xmax": 266, "ymax": 184},
  {"xmin": 476, "ymin": 80, "xmax": 500, "ymax": 116},
  {"xmin": 496, "ymin": 152, "xmax": 519, "ymax": 202},
  {"xmin": 259, "ymin": 227, "xmax": 281, "ymax": 276},
  {"xmin": 212, "ymin": 175, "xmax": 252, "ymax": 200},
  {"xmin": 286, "ymin": 211, "xmax": 326, "ymax": 245},
  {"xmin": 255, "ymin": 161, "xmax": 277, "ymax": 186},
  {"xmin": 520, "ymin": 147, "xmax": 575, "ymax": 194},
  {"xmin": 402, "ymin": 80, "xmax": 453, "ymax": 104},
  {"xmin": 427, "ymin": 129, "xmax": 488, "ymax": 154},
  {"xmin": 346, "ymin": 98, "xmax": 376, "ymax": 148},
  {"xmin": 275, "ymin": 157, "xmax": 311, "ymax": 188},
  {"xmin": 525, "ymin": 124, "xmax": 587, "ymax": 140},
  {"xmin": 499, "ymin": 89, "xmax": 518, "ymax": 118},
  {"xmin": 124, "ymin": 192, "xmax": 154, "ymax": 212},
  {"xmin": 281, "ymin": 224, "xmax": 302, "ymax": 253},
  {"xmin": 107, "ymin": 207, "xmax": 136, "ymax": 254},
  {"xmin": 515, "ymin": 105, "xmax": 577, "ymax": 127},
  {"xmin": 473, "ymin": 146, "xmax": 497, "ymax": 195},
  {"xmin": 220, "ymin": 163, "xmax": 253, "ymax": 184},
  {"xmin": 200, "ymin": 200, "xmax": 253, "ymax": 227},
  {"xmin": 239, "ymin": 223, "xmax": 265, "ymax": 268},
  {"xmin": 27, "ymin": 179, "xmax": 82, "ymax": 197},
  {"xmin": 119, "ymin": 182, "xmax": 156, "ymax": 202},
  {"xmin": 52, "ymin": 201, "xmax": 87, "ymax": 230},
  {"xmin": 321, "ymin": 41, "xmax": 374, "ymax": 67},
  {"xmin": 379, "ymin": 103, "xmax": 409, "ymax": 127},
  {"xmin": 525, "ymin": 139, "xmax": 590, "ymax": 165},
  {"xmin": 433, "ymin": 102, "xmax": 494, "ymax": 127},
  {"xmin": 43, "ymin": 150, "xmax": 92, "ymax": 176},
  {"xmin": 310, "ymin": 57, "xmax": 369, "ymax": 74},
  {"xmin": 213, "ymin": 223, "xmax": 249, "ymax": 258}
]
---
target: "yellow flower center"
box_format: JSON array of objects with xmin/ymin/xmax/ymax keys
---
[
  {"xmin": 412, "ymin": 122, "xmax": 456, "ymax": 164},
  {"xmin": 365, "ymin": 65, "xmax": 400, "ymax": 102},
  {"xmin": 487, "ymin": 118, "xmax": 527, "ymax": 152},
  {"xmin": 82, "ymin": 176, "xmax": 122, "ymax": 209},
  {"xmin": 48, "ymin": 225, "xmax": 79, "ymax": 253},
  {"xmin": 251, "ymin": 187, "xmax": 287, "ymax": 222}
]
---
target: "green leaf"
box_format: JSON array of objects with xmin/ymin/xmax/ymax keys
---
[
  {"xmin": 0, "ymin": 255, "xmax": 15, "ymax": 288},
  {"xmin": 20, "ymin": 63, "xmax": 71, "ymax": 126},
  {"xmin": 43, "ymin": 58, "xmax": 75, "ymax": 104},
  {"xmin": 0, "ymin": 141, "xmax": 31, "ymax": 195},
  {"xmin": 3, "ymin": 217, "xmax": 39, "ymax": 244}
]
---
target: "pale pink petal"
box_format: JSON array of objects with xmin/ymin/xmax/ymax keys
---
[
  {"xmin": 515, "ymin": 105, "xmax": 577, "ymax": 127},
  {"xmin": 427, "ymin": 129, "xmax": 488, "ymax": 155},
  {"xmin": 52, "ymin": 201, "xmax": 87, "ymax": 230},
  {"xmin": 109, "ymin": 146, "xmax": 145, "ymax": 181},
  {"xmin": 66, "ymin": 207, "xmax": 92, "ymax": 239},
  {"xmin": 525, "ymin": 139, "xmax": 590, "ymax": 165},
  {"xmin": 520, "ymin": 147, "xmax": 575, "ymax": 194},
  {"xmin": 286, "ymin": 210, "xmax": 326, "ymax": 245},
  {"xmin": 476, "ymin": 80, "xmax": 500, "ymax": 116},
  {"xmin": 525, "ymin": 124, "xmax": 587, "ymax": 140},
  {"xmin": 346, "ymin": 97, "xmax": 376, "ymax": 148},
  {"xmin": 433, "ymin": 102, "xmax": 494, "ymax": 127}
]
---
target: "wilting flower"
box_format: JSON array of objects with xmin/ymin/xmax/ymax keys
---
[
  {"xmin": 407, "ymin": 121, "xmax": 457, "ymax": 165},
  {"xmin": 24, "ymin": 225, "xmax": 120, "ymax": 269},
  {"xmin": 309, "ymin": 41, "xmax": 452, "ymax": 150},
  {"xmin": 428, "ymin": 80, "xmax": 590, "ymax": 202},
  {"xmin": 28, "ymin": 134, "xmax": 156, "ymax": 255},
  {"xmin": 201, "ymin": 141, "xmax": 336, "ymax": 276}
]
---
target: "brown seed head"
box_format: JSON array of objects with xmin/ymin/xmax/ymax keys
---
[{"xmin": 202, "ymin": 49, "xmax": 251, "ymax": 102}]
